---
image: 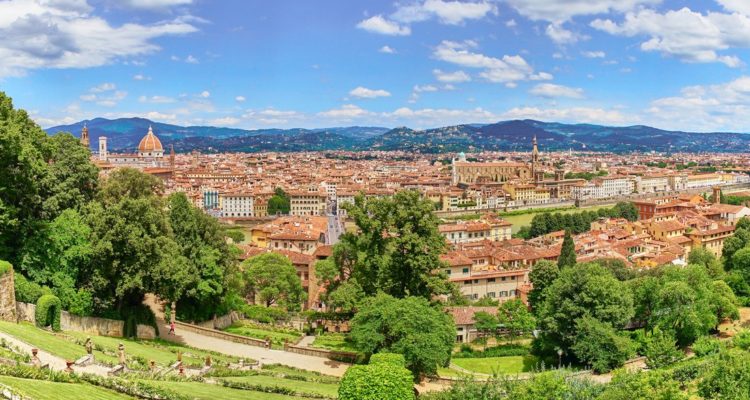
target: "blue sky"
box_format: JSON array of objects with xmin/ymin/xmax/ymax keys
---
[{"xmin": 3, "ymin": 0, "xmax": 750, "ymax": 131}]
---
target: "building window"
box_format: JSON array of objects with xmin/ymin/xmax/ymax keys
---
[{"xmin": 462, "ymin": 267, "xmax": 469, "ymax": 274}]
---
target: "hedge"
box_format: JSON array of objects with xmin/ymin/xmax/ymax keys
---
[
  {"xmin": 339, "ymin": 363, "xmax": 414, "ymax": 400},
  {"xmin": 0, "ymin": 261, "xmax": 10, "ymax": 276},
  {"xmin": 35, "ymin": 294, "xmax": 62, "ymax": 331},
  {"xmin": 14, "ymin": 274, "xmax": 49, "ymax": 303}
]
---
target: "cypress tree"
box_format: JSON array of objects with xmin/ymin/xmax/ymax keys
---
[{"xmin": 558, "ymin": 229, "xmax": 577, "ymax": 269}]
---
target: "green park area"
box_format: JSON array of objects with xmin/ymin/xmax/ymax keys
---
[
  {"xmin": 223, "ymin": 321, "xmax": 302, "ymax": 349},
  {"xmin": 0, "ymin": 376, "xmax": 131, "ymax": 400},
  {"xmin": 311, "ymin": 333, "xmax": 359, "ymax": 353},
  {"xmin": 500, "ymin": 205, "xmax": 610, "ymax": 233},
  {"xmin": 451, "ymin": 355, "xmax": 540, "ymax": 375}
]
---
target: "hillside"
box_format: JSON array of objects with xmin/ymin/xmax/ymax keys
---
[{"xmin": 46, "ymin": 118, "xmax": 750, "ymax": 153}]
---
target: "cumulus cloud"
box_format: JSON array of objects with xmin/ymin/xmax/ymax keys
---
[
  {"xmin": 242, "ymin": 108, "xmax": 304, "ymax": 125},
  {"xmin": 433, "ymin": 40, "xmax": 551, "ymax": 85},
  {"xmin": 433, "ymin": 69, "xmax": 471, "ymax": 83},
  {"xmin": 591, "ymin": 7, "xmax": 750, "ymax": 67},
  {"xmin": 79, "ymin": 83, "xmax": 127, "ymax": 107},
  {"xmin": 379, "ymin": 45, "xmax": 396, "ymax": 54},
  {"xmin": 545, "ymin": 23, "xmax": 587, "ymax": 44},
  {"xmin": 208, "ymin": 116, "xmax": 240, "ymax": 126},
  {"xmin": 356, "ymin": 15, "xmax": 411, "ymax": 36},
  {"xmin": 503, "ymin": 0, "xmax": 659, "ymax": 22},
  {"xmin": 133, "ymin": 74, "xmax": 151, "ymax": 80},
  {"xmin": 582, "ymin": 50, "xmax": 606, "ymax": 58},
  {"xmin": 200, "ymin": 90, "xmax": 210, "ymax": 98},
  {"xmin": 235, "ymin": 96, "xmax": 246, "ymax": 102},
  {"xmin": 349, "ymin": 86, "xmax": 391, "ymax": 99},
  {"xmin": 124, "ymin": 0, "xmax": 193, "ymax": 9},
  {"xmin": 502, "ymin": 106, "xmax": 628, "ymax": 125},
  {"xmin": 318, "ymin": 104, "xmax": 374, "ymax": 119},
  {"xmin": 529, "ymin": 83, "xmax": 585, "ymax": 98},
  {"xmin": 138, "ymin": 95, "xmax": 176, "ymax": 103},
  {"xmin": 645, "ymin": 75, "xmax": 750, "ymax": 131},
  {"xmin": 0, "ymin": 0, "xmax": 198, "ymax": 78}
]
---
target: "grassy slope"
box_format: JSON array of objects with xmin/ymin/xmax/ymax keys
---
[
  {"xmin": 452, "ymin": 355, "xmax": 539, "ymax": 374},
  {"xmin": 223, "ymin": 375, "xmax": 339, "ymax": 397},
  {"xmin": 146, "ymin": 380, "xmax": 312, "ymax": 400},
  {"xmin": 310, "ymin": 334, "xmax": 358, "ymax": 352},
  {"xmin": 0, "ymin": 376, "xmax": 132, "ymax": 400},
  {"xmin": 223, "ymin": 322, "xmax": 301, "ymax": 349}
]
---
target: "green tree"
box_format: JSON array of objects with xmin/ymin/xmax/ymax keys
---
[
  {"xmin": 528, "ymin": 260, "xmax": 559, "ymax": 312},
  {"xmin": 557, "ymin": 230, "xmax": 576, "ymax": 269},
  {"xmin": 571, "ymin": 316, "xmax": 635, "ymax": 373},
  {"xmin": 643, "ymin": 331, "xmax": 683, "ymax": 369},
  {"xmin": 473, "ymin": 311, "xmax": 498, "ymax": 344},
  {"xmin": 599, "ymin": 371, "xmax": 688, "ymax": 400},
  {"xmin": 534, "ymin": 263, "xmax": 634, "ymax": 361},
  {"xmin": 243, "ymin": 252, "xmax": 305, "ymax": 308},
  {"xmin": 699, "ymin": 350, "xmax": 750, "ymax": 400},
  {"xmin": 339, "ymin": 360, "xmax": 414, "ymax": 400},
  {"xmin": 267, "ymin": 187, "xmax": 290, "ymax": 215},
  {"xmin": 335, "ymin": 190, "xmax": 451, "ymax": 299},
  {"xmin": 349, "ymin": 293, "xmax": 454, "ymax": 379},
  {"xmin": 497, "ymin": 299, "xmax": 535, "ymax": 344}
]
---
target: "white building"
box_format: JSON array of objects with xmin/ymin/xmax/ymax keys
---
[
  {"xmin": 571, "ymin": 176, "xmax": 635, "ymax": 200},
  {"xmin": 221, "ymin": 192, "xmax": 254, "ymax": 217}
]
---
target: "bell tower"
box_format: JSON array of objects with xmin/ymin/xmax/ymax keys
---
[
  {"xmin": 532, "ymin": 135, "xmax": 542, "ymax": 182},
  {"xmin": 80, "ymin": 123, "xmax": 90, "ymax": 148}
]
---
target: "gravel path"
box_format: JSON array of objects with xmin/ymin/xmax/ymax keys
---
[{"xmin": 0, "ymin": 331, "xmax": 110, "ymax": 376}]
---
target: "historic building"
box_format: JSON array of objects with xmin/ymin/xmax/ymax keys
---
[{"xmin": 96, "ymin": 126, "xmax": 172, "ymax": 169}]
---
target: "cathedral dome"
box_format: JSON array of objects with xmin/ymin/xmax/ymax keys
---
[{"xmin": 138, "ymin": 126, "xmax": 163, "ymax": 154}]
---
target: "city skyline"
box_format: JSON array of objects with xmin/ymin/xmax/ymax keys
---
[{"xmin": 4, "ymin": 0, "xmax": 750, "ymax": 132}]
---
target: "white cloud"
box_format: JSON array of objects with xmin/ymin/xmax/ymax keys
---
[
  {"xmin": 591, "ymin": 7, "xmax": 750, "ymax": 67},
  {"xmin": 582, "ymin": 50, "xmax": 606, "ymax": 58},
  {"xmin": 433, "ymin": 69, "xmax": 471, "ymax": 83},
  {"xmin": 415, "ymin": 0, "xmax": 497, "ymax": 25},
  {"xmin": 503, "ymin": 0, "xmax": 659, "ymax": 22},
  {"xmin": 318, "ymin": 104, "xmax": 373, "ymax": 119},
  {"xmin": 356, "ymin": 15, "xmax": 410, "ymax": 36},
  {"xmin": 718, "ymin": 0, "xmax": 750, "ymax": 16},
  {"xmin": 529, "ymin": 83, "xmax": 585, "ymax": 98},
  {"xmin": 0, "ymin": 0, "xmax": 197, "ymax": 78},
  {"xmin": 506, "ymin": 19, "xmax": 517, "ymax": 28},
  {"xmin": 644, "ymin": 75, "xmax": 750, "ymax": 131},
  {"xmin": 79, "ymin": 83, "xmax": 126, "ymax": 107},
  {"xmin": 208, "ymin": 116, "xmax": 240, "ymax": 126},
  {"xmin": 434, "ymin": 40, "xmax": 550, "ymax": 85},
  {"xmin": 124, "ymin": 0, "xmax": 193, "ymax": 9},
  {"xmin": 200, "ymin": 90, "xmax": 210, "ymax": 98},
  {"xmin": 349, "ymin": 86, "xmax": 391, "ymax": 99},
  {"xmin": 545, "ymin": 23, "xmax": 586, "ymax": 44},
  {"xmin": 185, "ymin": 54, "xmax": 199, "ymax": 64},
  {"xmin": 133, "ymin": 74, "xmax": 151, "ymax": 80},
  {"xmin": 379, "ymin": 45, "xmax": 396, "ymax": 54},
  {"xmin": 385, "ymin": 106, "xmax": 498, "ymax": 127},
  {"xmin": 235, "ymin": 96, "xmax": 246, "ymax": 102},
  {"xmin": 90, "ymin": 82, "xmax": 116, "ymax": 93},
  {"xmin": 138, "ymin": 95, "xmax": 175, "ymax": 103},
  {"xmin": 242, "ymin": 108, "xmax": 304, "ymax": 125},
  {"xmin": 502, "ymin": 106, "xmax": 628, "ymax": 125}
]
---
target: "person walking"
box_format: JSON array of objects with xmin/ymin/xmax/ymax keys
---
[{"xmin": 169, "ymin": 321, "xmax": 175, "ymax": 335}]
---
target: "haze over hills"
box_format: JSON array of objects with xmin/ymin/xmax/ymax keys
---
[{"xmin": 46, "ymin": 117, "xmax": 750, "ymax": 153}]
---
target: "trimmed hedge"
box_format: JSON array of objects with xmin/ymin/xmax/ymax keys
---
[
  {"xmin": 339, "ymin": 363, "xmax": 414, "ymax": 400},
  {"xmin": 0, "ymin": 260, "xmax": 11, "ymax": 276},
  {"xmin": 14, "ymin": 274, "xmax": 49, "ymax": 303},
  {"xmin": 35, "ymin": 294, "xmax": 62, "ymax": 331}
]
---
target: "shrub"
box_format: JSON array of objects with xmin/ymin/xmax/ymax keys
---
[
  {"xmin": 35, "ymin": 294, "xmax": 62, "ymax": 331},
  {"xmin": 733, "ymin": 331, "xmax": 750, "ymax": 350},
  {"xmin": 698, "ymin": 350, "xmax": 750, "ymax": 399},
  {"xmin": 121, "ymin": 304, "xmax": 158, "ymax": 338},
  {"xmin": 692, "ymin": 336, "xmax": 722, "ymax": 357},
  {"xmin": 453, "ymin": 344, "xmax": 530, "ymax": 359},
  {"xmin": 0, "ymin": 260, "xmax": 11, "ymax": 276},
  {"xmin": 339, "ymin": 363, "xmax": 414, "ymax": 400},
  {"xmin": 644, "ymin": 331, "xmax": 683, "ymax": 369},
  {"xmin": 14, "ymin": 274, "xmax": 49, "ymax": 303},
  {"xmin": 370, "ymin": 353, "xmax": 406, "ymax": 366},
  {"xmin": 242, "ymin": 304, "xmax": 289, "ymax": 324}
]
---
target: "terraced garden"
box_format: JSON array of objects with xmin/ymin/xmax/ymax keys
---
[{"xmin": 223, "ymin": 321, "xmax": 303, "ymax": 349}]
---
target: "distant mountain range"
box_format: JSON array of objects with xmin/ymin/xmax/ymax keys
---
[{"xmin": 45, "ymin": 117, "xmax": 750, "ymax": 153}]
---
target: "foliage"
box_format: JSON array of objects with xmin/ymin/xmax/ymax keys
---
[
  {"xmin": 698, "ymin": 350, "xmax": 750, "ymax": 399},
  {"xmin": 267, "ymin": 187, "xmax": 290, "ymax": 215},
  {"xmin": 241, "ymin": 304, "xmax": 289, "ymax": 324},
  {"xmin": 473, "ymin": 311, "xmax": 498, "ymax": 343},
  {"xmin": 0, "ymin": 260, "xmax": 10, "ymax": 275},
  {"xmin": 497, "ymin": 299, "xmax": 535, "ymax": 343},
  {"xmin": 527, "ymin": 202, "xmax": 637, "ymax": 238},
  {"xmin": 370, "ymin": 352, "xmax": 406, "ymax": 366},
  {"xmin": 35, "ymin": 294, "xmax": 62, "ymax": 331},
  {"xmin": 564, "ymin": 170, "xmax": 609, "ymax": 180},
  {"xmin": 571, "ymin": 316, "xmax": 635, "ymax": 373},
  {"xmin": 14, "ymin": 273, "xmax": 49, "ymax": 303},
  {"xmin": 338, "ymin": 362, "xmax": 414, "ymax": 400},
  {"xmin": 599, "ymin": 371, "xmax": 688, "ymax": 400},
  {"xmin": 557, "ymin": 230, "xmax": 576, "ymax": 269},
  {"xmin": 527, "ymin": 260, "xmax": 558, "ymax": 312},
  {"xmin": 453, "ymin": 344, "xmax": 530, "ymax": 359},
  {"xmin": 534, "ymin": 262, "xmax": 634, "ymax": 363},
  {"xmin": 732, "ymin": 330, "xmax": 750, "ymax": 350},
  {"xmin": 243, "ymin": 252, "xmax": 305, "ymax": 308},
  {"xmin": 331, "ymin": 190, "xmax": 452, "ymax": 300},
  {"xmin": 644, "ymin": 331, "xmax": 683, "ymax": 369},
  {"xmin": 224, "ymin": 229, "xmax": 245, "ymax": 244},
  {"xmin": 692, "ymin": 336, "xmax": 722, "ymax": 357},
  {"xmin": 349, "ymin": 293, "xmax": 454, "ymax": 379}
]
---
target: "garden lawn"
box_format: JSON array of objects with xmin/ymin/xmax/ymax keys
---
[
  {"xmin": 223, "ymin": 322, "xmax": 302, "ymax": 349},
  {"xmin": 0, "ymin": 376, "xmax": 132, "ymax": 400},
  {"xmin": 262, "ymin": 364, "xmax": 341, "ymax": 381},
  {"xmin": 144, "ymin": 380, "xmax": 312, "ymax": 400},
  {"xmin": 500, "ymin": 205, "xmax": 609, "ymax": 233},
  {"xmin": 310, "ymin": 334, "xmax": 358, "ymax": 353},
  {"xmin": 66, "ymin": 331, "xmax": 238, "ymax": 368},
  {"xmin": 223, "ymin": 375, "xmax": 339, "ymax": 397},
  {"xmin": 0, "ymin": 321, "xmax": 118, "ymax": 365},
  {"xmin": 452, "ymin": 355, "xmax": 539, "ymax": 374}
]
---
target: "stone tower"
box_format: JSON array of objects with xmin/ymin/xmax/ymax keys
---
[
  {"xmin": 99, "ymin": 136, "xmax": 108, "ymax": 161},
  {"xmin": 80, "ymin": 123, "xmax": 90, "ymax": 148}
]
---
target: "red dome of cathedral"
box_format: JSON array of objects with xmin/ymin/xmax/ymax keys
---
[{"xmin": 138, "ymin": 126, "xmax": 163, "ymax": 153}]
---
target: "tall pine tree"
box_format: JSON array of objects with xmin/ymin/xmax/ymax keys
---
[{"xmin": 558, "ymin": 229, "xmax": 577, "ymax": 269}]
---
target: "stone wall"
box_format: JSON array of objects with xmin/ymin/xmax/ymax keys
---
[
  {"xmin": 193, "ymin": 311, "xmax": 242, "ymax": 330},
  {"xmin": 284, "ymin": 343, "xmax": 357, "ymax": 363},
  {"xmin": 15, "ymin": 302, "xmax": 155, "ymax": 339},
  {"xmin": 174, "ymin": 320, "xmax": 267, "ymax": 347},
  {"xmin": 0, "ymin": 267, "xmax": 16, "ymax": 322}
]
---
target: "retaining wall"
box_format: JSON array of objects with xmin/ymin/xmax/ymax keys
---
[
  {"xmin": 284, "ymin": 343, "xmax": 357, "ymax": 363},
  {"xmin": 15, "ymin": 302, "xmax": 155, "ymax": 339},
  {"xmin": 0, "ymin": 269, "xmax": 16, "ymax": 322},
  {"xmin": 173, "ymin": 320, "xmax": 267, "ymax": 347}
]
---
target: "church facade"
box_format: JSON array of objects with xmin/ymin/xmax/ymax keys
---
[
  {"xmin": 451, "ymin": 136, "xmax": 541, "ymax": 185},
  {"xmin": 94, "ymin": 125, "xmax": 173, "ymax": 169}
]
